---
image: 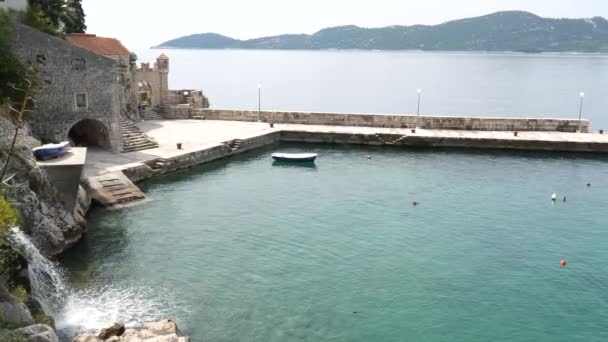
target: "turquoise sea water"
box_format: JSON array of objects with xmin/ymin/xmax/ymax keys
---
[{"xmin": 62, "ymin": 144, "xmax": 608, "ymax": 341}]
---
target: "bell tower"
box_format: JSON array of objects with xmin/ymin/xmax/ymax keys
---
[{"xmin": 156, "ymin": 54, "xmax": 169, "ymax": 107}]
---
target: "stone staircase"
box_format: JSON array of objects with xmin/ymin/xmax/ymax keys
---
[
  {"xmin": 149, "ymin": 158, "xmax": 168, "ymax": 172},
  {"xmin": 224, "ymin": 139, "xmax": 243, "ymax": 152},
  {"xmin": 141, "ymin": 108, "xmax": 164, "ymax": 120},
  {"xmin": 85, "ymin": 172, "xmax": 146, "ymax": 206},
  {"xmin": 373, "ymin": 134, "xmax": 407, "ymax": 145},
  {"xmin": 121, "ymin": 117, "xmax": 159, "ymax": 153}
]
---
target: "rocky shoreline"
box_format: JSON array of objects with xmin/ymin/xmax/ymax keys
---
[
  {"xmin": 0, "ymin": 116, "xmax": 185, "ymax": 341},
  {"xmin": 74, "ymin": 320, "xmax": 189, "ymax": 342}
]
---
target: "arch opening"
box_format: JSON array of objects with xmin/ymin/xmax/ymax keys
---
[{"xmin": 68, "ymin": 119, "xmax": 111, "ymax": 149}]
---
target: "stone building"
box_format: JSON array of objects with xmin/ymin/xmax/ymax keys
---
[
  {"xmin": 134, "ymin": 54, "xmax": 209, "ymax": 112},
  {"xmin": 65, "ymin": 33, "xmax": 130, "ymax": 67},
  {"xmin": 65, "ymin": 33, "xmax": 136, "ymax": 117},
  {"xmin": 10, "ymin": 23, "xmax": 123, "ymax": 152},
  {"xmin": 0, "ymin": 0, "xmax": 28, "ymax": 12},
  {"xmin": 133, "ymin": 54, "xmax": 169, "ymax": 108}
]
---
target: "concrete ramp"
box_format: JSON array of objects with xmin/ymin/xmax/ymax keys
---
[{"xmin": 84, "ymin": 171, "xmax": 146, "ymax": 206}]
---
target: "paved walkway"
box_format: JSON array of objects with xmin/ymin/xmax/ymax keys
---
[{"xmin": 85, "ymin": 119, "xmax": 608, "ymax": 176}]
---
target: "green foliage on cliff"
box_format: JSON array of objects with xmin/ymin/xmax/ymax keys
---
[
  {"xmin": 0, "ymin": 330, "xmax": 27, "ymax": 342},
  {"xmin": 0, "ymin": 11, "xmax": 26, "ymax": 105},
  {"xmin": 157, "ymin": 11, "xmax": 608, "ymax": 53},
  {"xmin": 0, "ymin": 195, "xmax": 17, "ymax": 231}
]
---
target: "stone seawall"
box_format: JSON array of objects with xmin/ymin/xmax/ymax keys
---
[
  {"xmin": 186, "ymin": 108, "xmax": 588, "ymax": 132},
  {"xmin": 121, "ymin": 131, "xmax": 280, "ymax": 182},
  {"xmin": 280, "ymin": 131, "xmax": 608, "ymax": 153}
]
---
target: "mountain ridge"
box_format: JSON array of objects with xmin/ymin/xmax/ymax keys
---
[{"xmin": 155, "ymin": 11, "xmax": 608, "ymax": 52}]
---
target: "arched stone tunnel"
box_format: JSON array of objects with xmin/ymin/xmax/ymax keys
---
[{"xmin": 68, "ymin": 119, "xmax": 111, "ymax": 149}]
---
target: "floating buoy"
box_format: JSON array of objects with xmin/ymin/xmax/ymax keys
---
[
  {"xmin": 551, "ymin": 193, "xmax": 557, "ymax": 201},
  {"xmin": 560, "ymin": 259, "xmax": 567, "ymax": 266},
  {"xmin": 587, "ymin": 183, "xmax": 591, "ymax": 187},
  {"xmin": 412, "ymin": 201, "xmax": 418, "ymax": 206}
]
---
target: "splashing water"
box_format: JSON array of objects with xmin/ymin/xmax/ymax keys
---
[
  {"xmin": 7, "ymin": 228, "xmax": 178, "ymax": 340},
  {"xmin": 7, "ymin": 227, "xmax": 70, "ymax": 315}
]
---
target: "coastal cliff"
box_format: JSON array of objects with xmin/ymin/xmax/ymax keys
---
[
  {"xmin": 0, "ymin": 115, "xmax": 89, "ymax": 257},
  {"xmin": 0, "ymin": 114, "xmax": 87, "ymax": 341}
]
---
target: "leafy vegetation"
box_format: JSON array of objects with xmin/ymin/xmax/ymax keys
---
[
  {"xmin": 129, "ymin": 52, "xmax": 138, "ymax": 66},
  {"xmin": 0, "ymin": 195, "xmax": 20, "ymax": 279},
  {"xmin": 0, "ymin": 11, "xmax": 26, "ymax": 105},
  {"xmin": 157, "ymin": 11, "xmax": 608, "ymax": 53},
  {"xmin": 27, "ymin": 0, "xmax": 86, "ymax": 34},
  {"xmin": 0, "ymin": 329, "xmax": 27, "ymax": 342}
]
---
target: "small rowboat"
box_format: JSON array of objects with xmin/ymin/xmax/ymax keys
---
[
  {"xmin": 272, "ymin": 153, "xmax": 317, "ymax": 162},
  {"xmin": 32, "ymin": 141, "xmax": 71, "ymax": 161}
]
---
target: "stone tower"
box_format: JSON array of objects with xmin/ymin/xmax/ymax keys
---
[{"xmin": 156, "ymin": 54, "xmax": 169, "ymax": 107}]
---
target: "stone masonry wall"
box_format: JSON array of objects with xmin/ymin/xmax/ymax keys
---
[
  {"xmin": 134, "ymin": 69, "xmax": 163, "ymax": 107},
  {"xmin": 197, "ymin": 109, "xmax": 589, "ymax": 132},
  {"xmin": 10, "ymin": 23, "xmax": 122, "ymax": 151}
]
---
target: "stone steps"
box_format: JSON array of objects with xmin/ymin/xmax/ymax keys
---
[
  {"xmin": 120, "ymin": 117, "xmax": 159, "ymax": 153},
  {"xmin": 223, "ymin": 139, "xmax": 243, "ymax": 152},
  {"xmin": 85, "ymin": 172, "xmax": 146, "ymax": 206}
]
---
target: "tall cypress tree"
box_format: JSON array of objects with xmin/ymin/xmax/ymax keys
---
[
  {"xmin": 27, "ymin": 0, "xmax": 86, "ymax": 34},
  {"xmin": 63, "ymin": 0, "xmax": 86, "ymax": 34}
]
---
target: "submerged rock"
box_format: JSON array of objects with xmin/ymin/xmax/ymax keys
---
[{"xmin": 74, "ymin": 320, "xmax": 189, "ymax": 342}]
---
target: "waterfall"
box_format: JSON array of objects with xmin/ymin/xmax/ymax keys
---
[
  {"xmin": 6, "ymin": 227, "xmax": 178, "ymax": 339},
  {"xmin": 7, "ymin": 227, "xmax": 71, "ymax": 316}
]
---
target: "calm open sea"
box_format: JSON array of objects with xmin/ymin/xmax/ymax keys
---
[
  {"xmin": 137, "ymin": 49, "xmax": 608, "ymax": 129},
  {"xmin": 62, "ymin": 144, "xmax": 608, "ymax": 341}
]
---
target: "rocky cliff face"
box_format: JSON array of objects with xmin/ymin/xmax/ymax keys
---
[{"xmin": 0, "ymin": 115, "xmax": 88, "ymax": 257}]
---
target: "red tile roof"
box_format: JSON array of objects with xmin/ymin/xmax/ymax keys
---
[{"xmin": 65, "ymin": 33, "xmax": 129, "ymax": 57}]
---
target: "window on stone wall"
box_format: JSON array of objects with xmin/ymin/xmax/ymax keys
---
[
  {"xmin": 72, "ymin": 58, "xmax": 86, "ymax": 71},
  {"xmin": 74, "ymin": 93, "xmax": 88, "ymax": 111}
]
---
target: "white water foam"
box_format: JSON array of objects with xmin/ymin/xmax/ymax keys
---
[{"xmin": 7, "ymin": 228, "xmax": 178, "ymax": 339}]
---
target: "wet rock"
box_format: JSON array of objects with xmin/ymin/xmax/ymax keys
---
[
  {"xmin": 97, "ymin": 322, "xmax": 125, "ymax": 340},
  {"xmin": 0, "ymin": 284, "xmax": 35, "ymax": 327},
  {"xmin": 74, "ymin": 320, "xmax": 189, "ymax": 342},
  {"xmin": 14, "ymin": 324, "xmax": 58, "ymax": 342}
]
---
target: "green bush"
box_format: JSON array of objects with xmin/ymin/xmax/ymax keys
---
[
  {"xmin": 19, "ymin": 5, "xmax": 58, "ymax": 36},
  {"xmin": 0, "ymin": 329, "xmax": 27, "ymax": 342},
  {"xmin": 0, "ymin": 11, "xmax": 26, "ymax": 105},
  {"xmin": 0, "ymin": 196, "xmax": 20, "ymax": 278}
]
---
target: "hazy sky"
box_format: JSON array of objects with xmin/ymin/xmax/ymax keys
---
[{"xmin": 83, "ymin": 0, "xmax": 608, "ymax": 49}]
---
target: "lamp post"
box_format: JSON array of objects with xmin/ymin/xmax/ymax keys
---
[
  {"xmin": 578, "ymin": 92, "xmax": 585, "ymax": 133},
  {"xmin": 257, "ymin": 83, "xmax": 262, "ymax": 122},
  {"xmin": 416, "ymin": 89, "xmax": 422, "ymax": 128}
]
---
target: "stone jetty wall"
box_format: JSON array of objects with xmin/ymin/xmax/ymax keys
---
[
  {"xmin": 187, "ymin": 108, "xmax": 588, "ymax": 132},
  {"xmin": 121, "ymin": 131, "xmax": 280, "ymax": 182},
  {"xmin": 280, "ymin": 131, "xmax": 608, "ymax": 153}
]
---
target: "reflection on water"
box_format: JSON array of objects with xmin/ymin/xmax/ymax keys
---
[
  {"xmin": 63, "ymin": 144, "xmax": 608, "ymax": 341},
  {"xmin": 272, "ymin": 160, "xmax": 318, "ymax": 169}
]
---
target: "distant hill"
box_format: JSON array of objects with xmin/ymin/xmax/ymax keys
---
[{"xmin": 155, "ymin": 11, "xmax": 608, "ymax": 52}]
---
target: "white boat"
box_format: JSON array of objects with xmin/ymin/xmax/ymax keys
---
[
  {"xmin": 32, "ymin": 141, "xmax": 71, "ymax": 160},
  {"xmin": 272, "ymin": 153, "xmax": 317, "ymax": 162}
]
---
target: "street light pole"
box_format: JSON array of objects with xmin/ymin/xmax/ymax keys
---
[
  {"xmin": 416, "ymin": 89, "xmax": 421, "ymax": 128},
  {"xmin": 578, "ymin": 92, "xmax": 585, "ymax": 133},
  {"xmin": 258, "ymin": 83, "xmax": 262, "ymax": 122}
]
